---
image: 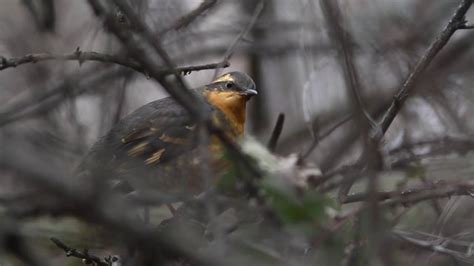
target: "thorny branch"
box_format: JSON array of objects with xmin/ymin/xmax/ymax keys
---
[
  {"xmin": 50, "ymin": 237, "xmax": 115, "ymax": 266},
  {"xmin": 0, "ymin": 50, "xmax": 229, "ymax": 75}
]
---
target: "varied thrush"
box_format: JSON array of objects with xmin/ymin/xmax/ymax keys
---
[{"xmin": 77, "ymin": 72, "xmax": 257, "ymax": 198}]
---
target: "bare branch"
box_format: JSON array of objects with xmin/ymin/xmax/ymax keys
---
[
  {"xmin": 0, "ymin": 50, "xmax": 141, "ymax": 72},
  {"xmin": 90, "ymin": 0, "xmax": 206, "ymax": 119},
  {"xmin": 393, "ymin": 230, "xmax": 472, "ymax": 263},
  {"xmin": 0, "ymin": 50, "xmax": 229, "ymax": 75},
  {"xmin": 299, "ymin": 113, "xmax": 353, "ymax": 161},
  {"xmin": 379, "ymin": 0, "xmax": 473, "ymax": 135},
  {"xmin": 342, "ymin": 180, "xmax": 474, "ymax": 206},
  {"xmin": 21, "ymin": 0, "xmax": 56, "ymax": 32},
  {"xmin": 50, "ymin": 238, "xmax": 113, "ymax": 266},
  {"xmin": 458, "ymin": 22, "xmax": 474, "ymax": 29}
]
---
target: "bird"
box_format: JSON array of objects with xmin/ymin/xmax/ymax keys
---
[{"xmin": 76, "ymin": 71, "xmax": 257, "ymax": 199}]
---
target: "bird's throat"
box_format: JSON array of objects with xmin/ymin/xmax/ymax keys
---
[{"xmin": 203, "ymin": 91, "xmax": 248, "ymax": 136}]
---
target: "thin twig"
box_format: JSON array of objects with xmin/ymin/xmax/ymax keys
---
[
  {"xmin": 50, "ymin": 238, "xmax": 112, "ymax": 266},
  {"xmin": 267, "ymin": 113, "xmax": 285, "ymax": 152},
  {"xmin": 299, "ymin": 113, "xmax": 353, "ymax": 160},
  {"xmin": 379, "ymin": 0, "xmax": 473, "ymax": 135}
]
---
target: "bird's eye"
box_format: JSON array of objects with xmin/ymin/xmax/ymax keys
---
[{"xmin": 225, "ymin": 82, "xmax": 235, "ymax": 89}]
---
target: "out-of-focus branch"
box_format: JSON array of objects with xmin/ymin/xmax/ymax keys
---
[
  {"xmin": 50, "ymin": 238, "xmax": 114, "ymax": 266},
  {"xmin": 299, "ymin": 113, "xmax": 353, "ymax": 161},
  {"xmin": 21, "ymin": 0, "xmax": 56, "ymax": 32},
  {"xmin": 393, "ymin": 230, "xmax": 472, "ymax": 263},
  {"xmin": 90, "ymin": 0, "xmax": 206, "ymax": 119},
  {"xmin": 0, "ymin": 50, "xmax": 229, "ymax": 75},
  {"xmin": 458, "ymin": 23, "xmax": 474, "ymax": 29},
  {"xmin": 319, "ymin": 0, "xmax": 375, "ymax": 129},
  {"xmin": 319, "ymin": 1, "xmax": 382, "ymax": 243},
  {"xmin": 213, "ymin": 0, "xmax": 266, "ymax": 78},
  {"xmin": 158, "ymin": 0, "xmax": 218, "ymax": 37},
  {"xmin": 379, "ymin": 0, "xmax": 473, "ymax": 135},
  {"xmin": 0, "ymin": 67, "xmax": 130, "ymax": 128},
  {"xmin": 388, "ymin": 137, "xmax": 474, "ymax": 167},
  {"xmin": 0, "ymin": 142, "xmax": 215, "ymax": 265},
  {"xmin": 342, "ymin": 180, "xmax": 474, "ymax": 206},
  {"xmin": 267, "ymin": 113, "xmax": 285, "ymax": 152}
]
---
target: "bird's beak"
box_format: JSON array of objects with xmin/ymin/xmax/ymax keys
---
[{"xmin": 240, "ymin": 87, "xmax": 258, "ymax": 97}]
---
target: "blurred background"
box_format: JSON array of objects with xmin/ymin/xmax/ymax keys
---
[{"xmin": 1, "ymin": 0, "xmax": 474, "ymax": 265}]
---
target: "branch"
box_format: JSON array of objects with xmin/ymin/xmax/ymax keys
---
[
  {"xmin": 90, "ymin": 0, "xmax": 206, "ymax": 119},
  {"xmin": 0, "ymin": 49, "xmax": 141, "ymax": 72},
  {"xmin": 267, "ymin": 113, "xmax": 285, "ymax": 152},
  {"xmin": 319, "ymin": 0, "xmax": 375, "ymax": 129},
  {"xmin": 299, "ymin": 113, "xmax": 353, "ymax": 161},
  {"xmin": 393, "ymin": 230, "xmax": 472, "ymax": 263},
  {"xmin": 458, "ymin": 23, "xmax": 474, "ymax": 29},
  {"xmin": 0, "ymin": 50, "xmax": 229, "ymax": 75},
  {"xmin": 379, "ymin": 0, "xmax": 473, "ymax": 134},
  {"xmin": 388, "ymin": 137, "xmax": 474, "ymax": 167},
  {"xmin": 342, "ymin": 180, "xmax": 474, "ymax": 206},
  {"xmin": 21, "ymin": 0, "xmax": 56, "ymax": 32},
  {"xmin": 50, "ymin": 238, "xmax": 114, "ymax": 266}
]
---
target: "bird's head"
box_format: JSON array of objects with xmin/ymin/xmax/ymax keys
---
[
  {"xmin": 204, "ymin": 71, "xmax": 258, "ymax": 101},
  {"xmin": 202, "ymin": 72, "xmax": 257, "ymax": 135}
]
